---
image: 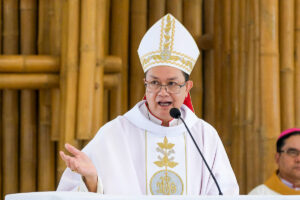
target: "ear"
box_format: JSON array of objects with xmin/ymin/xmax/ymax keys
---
[{"xmin": 185, "ymin": 80, "xmax": 193, "ymax": 94}]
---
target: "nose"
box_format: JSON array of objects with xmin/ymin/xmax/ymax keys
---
[{"xmin": 158, "ymin": 85, "xmax": 169, "ymax": 96}]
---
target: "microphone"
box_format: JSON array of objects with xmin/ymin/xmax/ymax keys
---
[{"xmin": 169, "ymin": 108, "xmax": 223, "ymax": 195}]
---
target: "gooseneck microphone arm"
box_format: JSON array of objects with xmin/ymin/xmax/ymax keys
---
[{"xmin": 169, "ymin": 108, "xmax": 223, "ymax": 195}]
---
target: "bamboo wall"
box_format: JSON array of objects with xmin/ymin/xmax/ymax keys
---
[{"xmin": 0, "ymin": 0, "xmax": 299, "ymax": 198}]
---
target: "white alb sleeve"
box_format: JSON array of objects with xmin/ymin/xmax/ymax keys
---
[{"xmin": 77, "ymin": 176, "xmax": 104, "ymax": 194}]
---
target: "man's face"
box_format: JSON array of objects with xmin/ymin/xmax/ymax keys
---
[
  {"xmin": 276, "ymin": 135, "xmax": 300, "ymax": 183},
  {"xmin": 145, "ymin": 66, "xmax": 193, "ymax": 123}
]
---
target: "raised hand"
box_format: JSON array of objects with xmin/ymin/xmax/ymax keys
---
[{"xmin": 60, "ymin": 143, "xmax": 98, "ymax": 192}]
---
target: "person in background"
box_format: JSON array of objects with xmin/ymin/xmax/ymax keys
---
[
  {"xmin": 249, "ymin": 128, "xmax": 300, "ymax": 195},
  {"xmin": 57, "ymin": 13, "xmax": 239, "ymax": 195}
]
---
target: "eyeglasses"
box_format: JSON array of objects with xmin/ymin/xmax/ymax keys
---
[
  {"xmin": 144, "ymin": 80, "xmax": 186, "ymax": 94},
  {"xmin": 279, "ymin": 148, "xmax": 300, "ymax": 158}
]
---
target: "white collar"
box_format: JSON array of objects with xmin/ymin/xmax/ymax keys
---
[
  {"xmin": 140, "ymin": 102, "xmax": 181, "ymax": 127},
  {"xmin": 280, "ymin": 177, "xmax": 300, "ymax": 190},
  {"xmin": 124, "ymin": 100, "xmax": 199, "ymax": 137}
]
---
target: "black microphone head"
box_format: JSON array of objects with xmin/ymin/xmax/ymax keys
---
[{"xmin": 170, "ymin": 108, "xmax": 181, "ymax": 119}]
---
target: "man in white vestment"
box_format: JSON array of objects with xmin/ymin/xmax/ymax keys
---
[
  {"xmin": 249, "ymin": 128, "xmax": 300, "ymax": 195},
  {"xmin": 57, "ymin": 13, "xmax": 239, "ymax": 195}
]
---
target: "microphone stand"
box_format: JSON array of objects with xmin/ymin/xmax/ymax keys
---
[{"xmin": 179, "ymin": 116, "xmax": 223, "ymax": 195}]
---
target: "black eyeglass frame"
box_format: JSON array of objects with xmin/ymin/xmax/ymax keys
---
[
  {"xmin": 144, "ymin": 80, "xmax": 187, "ymax": 94},
  {"xmin": 279, "ymin": 148, "xmax": 300, "ymax": 158}
]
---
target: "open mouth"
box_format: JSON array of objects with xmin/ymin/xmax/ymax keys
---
[{"xmin": 158, "ymin": 101, "xmax": 172, "ymax": 107}]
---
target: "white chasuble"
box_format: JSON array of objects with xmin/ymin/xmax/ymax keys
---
[
  {"xmin": 57, "ymin": 100, "xmax": 239, "ymax": 195},
  {"xmin": 146, "ymin": 132, "xmax": 187, "ymax": 195}
]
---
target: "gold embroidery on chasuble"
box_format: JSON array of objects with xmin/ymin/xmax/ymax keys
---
[{"xmin": 146, "ymin": 134, "xmax": 186, "ymax": 195}]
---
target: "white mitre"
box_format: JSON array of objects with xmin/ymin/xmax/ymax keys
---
[{"xmin": 138, "ymin": 13, "xmax": 200, "ymax": 75}]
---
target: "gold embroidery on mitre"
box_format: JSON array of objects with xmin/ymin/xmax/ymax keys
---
[
  {"xmin": 150, "ymin": 136, "xmax": 183, "ymax": 195},
  {"xmin": 141, "ymin": 14, "xmax": 195, "ymax": 74}
]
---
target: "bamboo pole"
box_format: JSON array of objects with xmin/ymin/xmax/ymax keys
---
[
  {"xmin": 166, "ymin": 0, "xmax": 182, "ymax": 21},
  {"xmin": 76, "ymin": 0, "xmax": 97, "ymax": 139},
  {"xmin": 230, "ymin": 0, "xmax": 240, "ymax": 134},
  {"xmin": 279, "ymin": 0, "xmax": 295, "ymax": 130},
  {"xmin": 50, "ymin": 0, "xmax": 63, "ymax": 147},
  {"xmin": 148, "ymin": 0, "xmax": 166, "ymax": 26},
  {"xmin": 58, "ymin": 0, "xmax": 80, "ymax": 179},
  {"xmin": 0, "ymin": 0, "xmax": 2, "ymax": 52},
  {"xmin": 92, "ymin": 0, "xmax": 109, "ymax": 135},
  {"xmin": 38, "ymin": 0, "xmax": 51, "ymax": 54},
  {"xmin": 230, "ymin": 0, "xmax": 243, "ymax": 192},
  {"xmin": 244, "ymin": 0, "xmax": 255, "ymax": 192},
  {"xmin": 103, "ymin": 90, "xmax": 109, "ymax": 124},
  {"xmin": 38, "ymin": 90, "xmax": 55, "ymax": 191},
  {"xmin": 219, "ymin": 0, "xmax": 232, "ymax": 160},
  {"xmin": 48, "ymin": 0, "xmax": 61, "ymax": 180},
  {"xmin": 252, "ymin": 0, "xmax": 263, "ymax": 187},
  {"xmin": 0, "ymin": 0, "xmax": 2, "ymax": 197},
  {"xmin": 110, "ymin": 0, "xmax": 129, "ymax": 118},
  {"xmin": 296, "ymin": 0, "xmax": 300, "ymax": 128},
  {"xmin": 212, "ymin": 0, "xmax": 223, "ymax": 135},
  {"xmin": 20, "ymin": 90, "xmax": 37, "ymax": 192},
  {"xmin": 20, "ymin": 0, "xmax": 37, "ymax": 53},
  {"xmin": 2, "ymin": 0, "xmax": 19, "ymax": 196},
  {"xmin": 259, "ymin": 0, "xmax": 280, "ymax": 180},
  {"xmin": 237, "ymin": 0, "xmax": 248, "ymax": 193},
  {"xmin": 129, "ymin": 0, "xmax": 147, "ymax": 107},
  {"xmin": 3, "ymin": 0, "xmax": 18, "ymax": 52},
  {"xmin": 20, "ymin": 0, "xmax": 37, "ymax": 192},
  {"xmin": 103, "ymin": 56, "xmax": 122, "ymax": 73},
  {"xmin": 203, "ymin": 0, "xmax": 215, "ymax": 125},
  {"xmin": 104, "ymin": 31, "xmax": 113, "ymax": 128},
  {"xmin": 0, "ymin": 74, "xmax": 59, "ymax": 89},
  {"xmin": 51, "ymin": 88, "xmax": 60, "ymax": 142},
  {"xmin": 38, "ymin": 0, "xmax": 56, "ymax": 190},
  {"xmin": 109, "ymin": 76, "xmax": 123, "ymax": 120},
  {"xmin": 92, "ymin": 69, "xmax": 103, "ymax": 135},
  {"xmin": 50, "ymin": 0, "xmax": 62, "ymax": 56},
  {"xmin": 0, "ymin": 55, "xmax": 119, "ymax": 74},
  {"xmin": 104, "ymin": 74, "xmax": 121, "ymax": 89},
  {"xmin": 0, "ymin": 91, "xmax": 2, "ymax": 199},
  {"xmin": 51, "ymin": 89, "xmax": 60, "ymax": 141},
  {"xmin": 50, "ymin": 1, "xmax": 62, "ymax": 145},
  {"xmin": 183, "ymin": 0, "xmax": 202, "ymax": 117},
  {"xmin": 2, "ymin": 90, "xmax": 19, "ymax": 195},
  {"xmin": 58, "ymin": 0, "xmax": 68, "ymax": 181},
  {"xmin": 0, "ymin": 55, "xmax": 59, "ymax": 72}
]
